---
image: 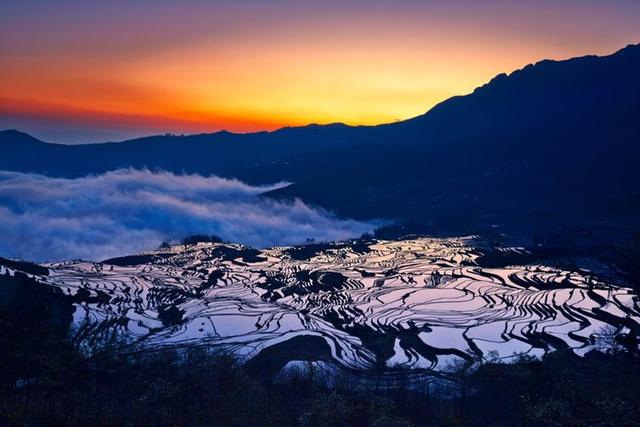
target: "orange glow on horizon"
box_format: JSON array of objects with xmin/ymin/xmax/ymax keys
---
[{"xmin": 1, "ymin": 1, "xmax": 639, "ymax": 142}]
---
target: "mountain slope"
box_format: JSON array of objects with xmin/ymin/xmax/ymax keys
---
[
  {"xmin": 1, "ymin": 44, "xmax": 639, "ymax": 230},
  {"xmin": 5, "ymin": 237, "xmax": 639, "ymax": 373},
  {"xmin": 270, "ymin": 43, "xmax": 640, "ymax": 227},
  {"xmin": 0, "ymin": 124, "xmax": 371, "ymax": 185}
]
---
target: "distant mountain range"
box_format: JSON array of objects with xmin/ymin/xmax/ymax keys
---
[{"xmin": 2, "ymin": 44, "xmax": 639, "ymax": 233}]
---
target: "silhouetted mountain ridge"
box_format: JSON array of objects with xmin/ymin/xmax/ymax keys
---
[
  {"xmin": 1, "ymin": 43, "xmax": 639, "ymax": 232},
  {"xmin": 0, "ymin": 129, "xmax": 51, "ymax": 147}
]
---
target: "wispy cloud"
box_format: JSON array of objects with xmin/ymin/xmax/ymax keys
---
[{"xmin": 0, "ymin": 169, "xmax": 378, "ymax": 262}]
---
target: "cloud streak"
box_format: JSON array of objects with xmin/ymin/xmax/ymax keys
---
[{"xmin": 0, "ymin": 169, "xmax": 378, "ymax": 262}]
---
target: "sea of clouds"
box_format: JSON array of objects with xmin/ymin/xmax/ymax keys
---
[{"xmin": 0, "ymin": 169, "xmax": 378, "ymax": 262}]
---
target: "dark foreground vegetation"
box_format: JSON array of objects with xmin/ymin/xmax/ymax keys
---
[{"xmin": 1, "ymin": 273, "xmax": 639, "ymax": 426}]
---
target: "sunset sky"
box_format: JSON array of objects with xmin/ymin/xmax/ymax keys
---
[{"xmin": 1, "ymin": 0, "xmax": 639, "ymax": 143}]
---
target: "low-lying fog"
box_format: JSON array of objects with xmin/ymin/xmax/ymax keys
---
[{"xmin": 0, "ymin": 169, "xmax": 378, "ymax": 261}]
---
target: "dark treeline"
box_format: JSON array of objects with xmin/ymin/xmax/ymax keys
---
[{"xmin": 1, "ymin": 273, "xmax": 639, "ymax": 426}]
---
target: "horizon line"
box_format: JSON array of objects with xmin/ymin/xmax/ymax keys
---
[{"xmin": 2, "ymin": 42, "xmax": 637, "ymax": 146}]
